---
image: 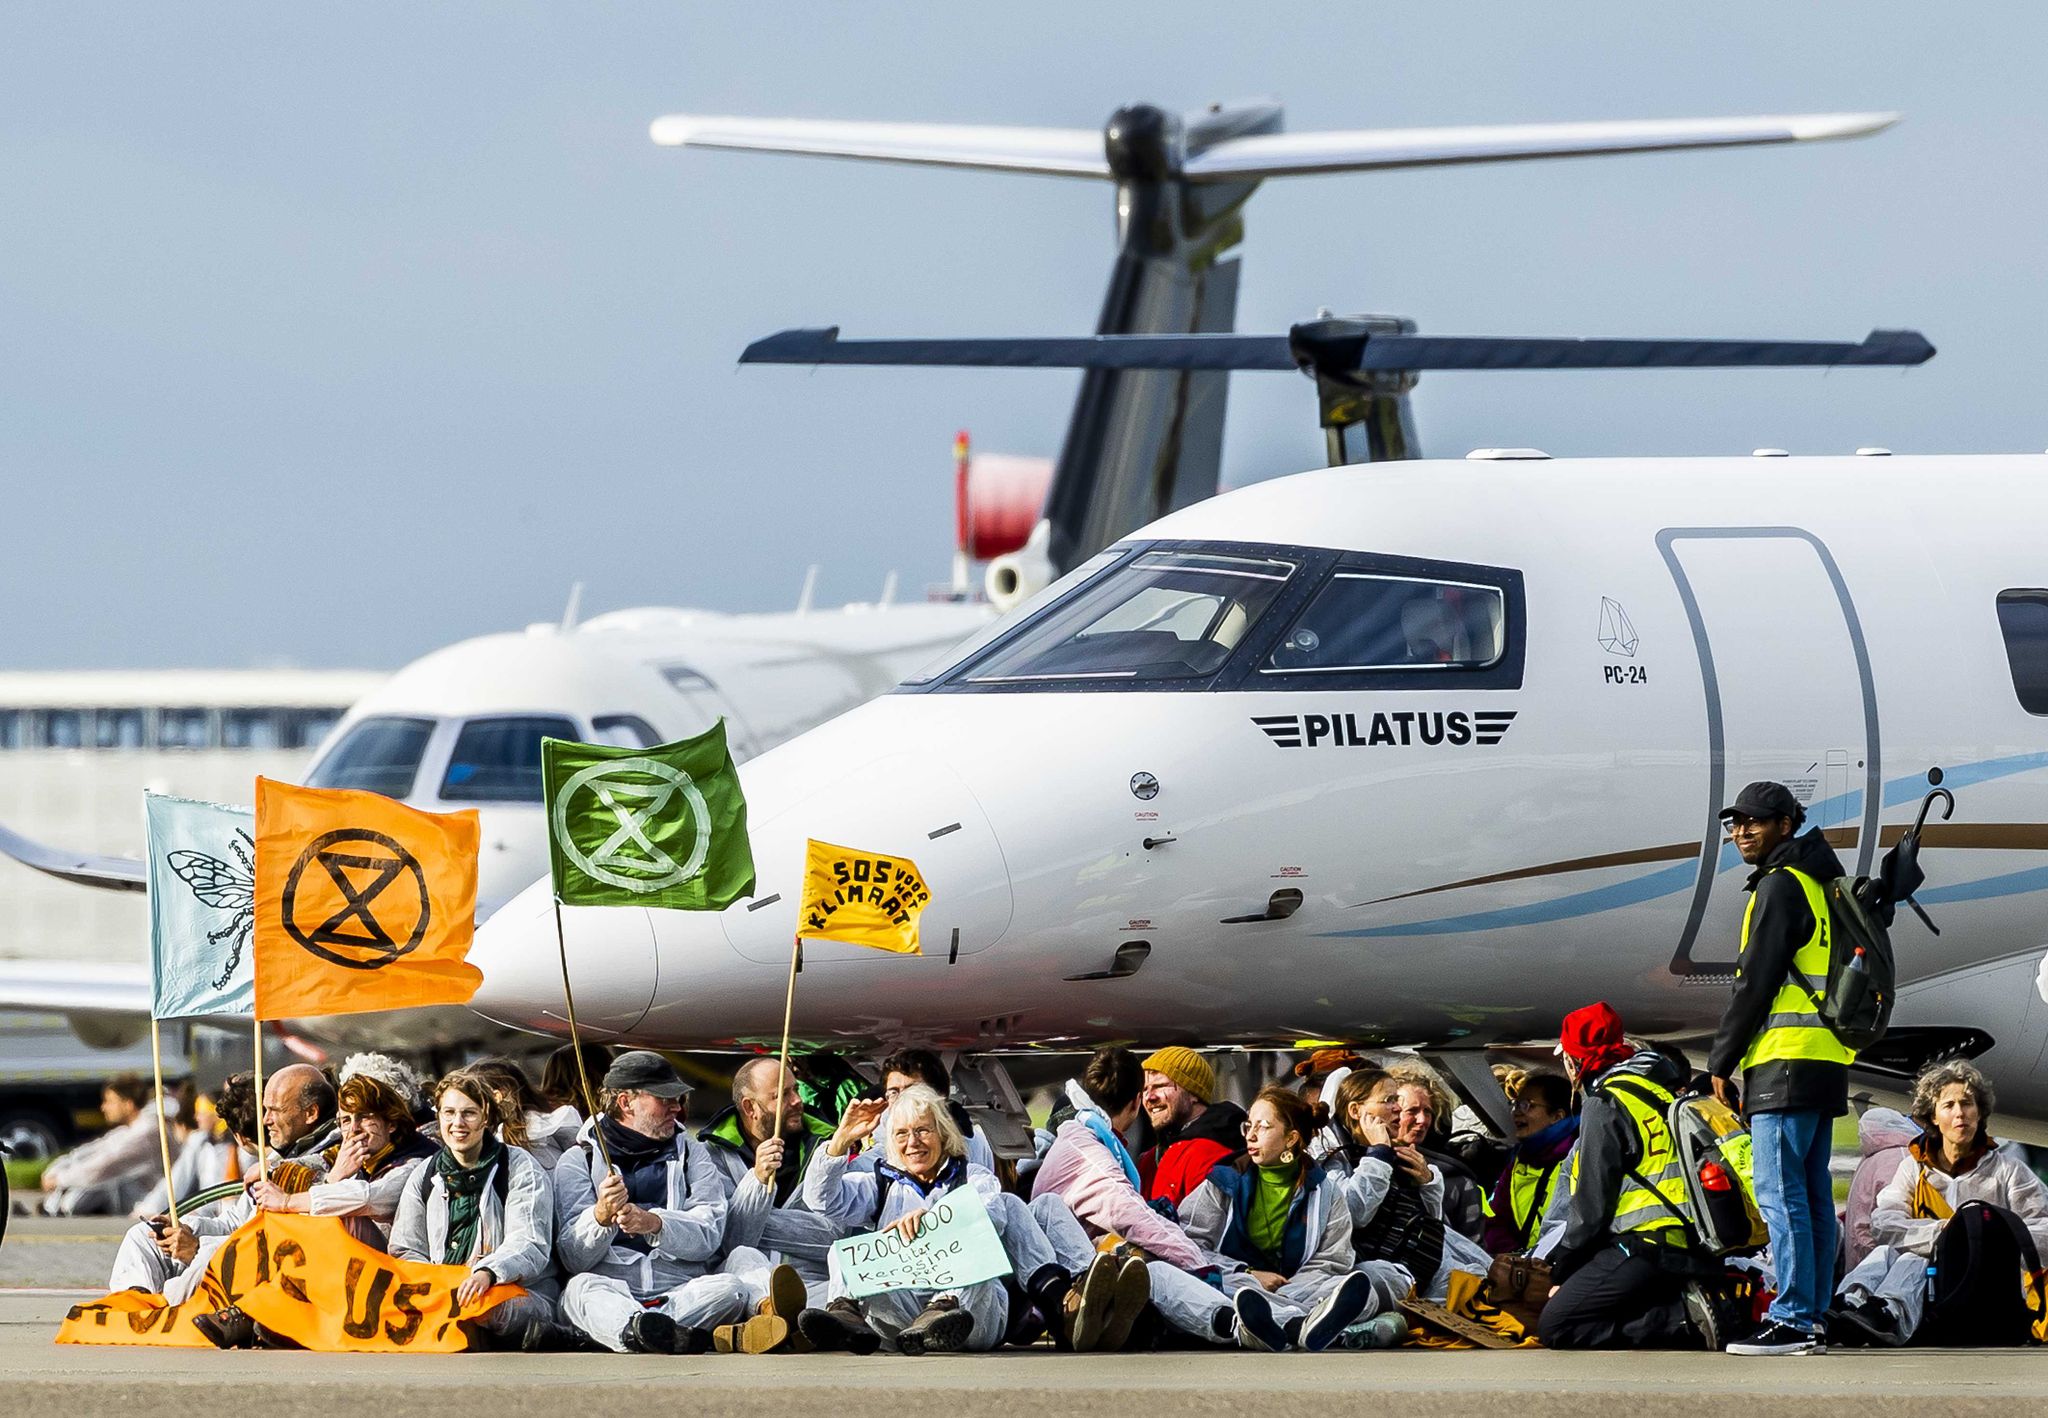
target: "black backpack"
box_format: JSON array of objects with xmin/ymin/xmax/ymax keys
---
[
  {"xmin": 1785, "ymin": 870, "xmax": 1896, "ymax": 1052},
  {"xmin": 1920, "ymin": 1200, "xmax": 2045, "ymax": 1347}
]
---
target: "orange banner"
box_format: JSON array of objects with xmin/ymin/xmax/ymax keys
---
[
  {"xmin": 253, "ymin": 778, "xmax": 481, "ymax": 1019},
  {"xmin": 56, "ymin": 1211, "xmax": 522, "ymax": 1352}
]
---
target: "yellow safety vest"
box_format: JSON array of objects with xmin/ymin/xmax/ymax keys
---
[
  {"xmin": 1737, "ymin": 866, "xmax": 1857, "ymax": 1070},
  {"xmin": 1571, "ymin": 1071, "xmax": 1688, "ymax": 1237},
  {"xmin": 1506, "ymin": 1154, "xmax": 1564, "ymax": 1247}
]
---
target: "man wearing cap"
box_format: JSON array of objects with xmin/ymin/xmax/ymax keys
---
[
  {"xmin": 1538, "ymin": 1002, "xmax": 1719, "ymax": 1351},
  {"xmin": 1138, "ymin": 1047, "xmax": 1246, "ymax": 1210},
  {"xmin": 1709, "ymin": 781, "xmax": 1855, "ymax": 1357},
  {"xmin": 555, "ymin": 1051, "xmax": 767, "ymax": 1354}
]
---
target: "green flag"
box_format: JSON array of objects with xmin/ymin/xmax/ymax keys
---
[{"xmin": 542, "ymin": 721, "xmax": 756, "ymax": 910}]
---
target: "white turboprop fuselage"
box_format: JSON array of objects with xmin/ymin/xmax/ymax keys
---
[{"xmin": 472, "ymin": 454, "xmax": 2048, "ymax": 1115}]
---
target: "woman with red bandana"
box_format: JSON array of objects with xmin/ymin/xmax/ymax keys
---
[{"xmin": 1536, "ymin": 1002, "xmax": 1722, "ymax": 1350}]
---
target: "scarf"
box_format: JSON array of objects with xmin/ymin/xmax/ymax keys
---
[
  {"xmin": 597, "ymin": 1115, "xmax": 675, "ymax": 1173},
  {"xmin": 1516, "ymin": 1114, "xmax": 1579, "ymax": 1162},
  {"xmin": 322, "ymin": 1131, "xmax": 434, "ymax": 1180},
  {"xmin": 437, "ymin": 1136, "xmax": 504, "ymax": 1267},
  {"xmin": 1067, "ymin": 1080, "xmax": 1143, "ymax": 1192}
]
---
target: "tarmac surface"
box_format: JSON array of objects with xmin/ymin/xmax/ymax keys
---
[{"xmin": 6, "ymin": 1216, "xmax": 2046, "ymax": 1418}]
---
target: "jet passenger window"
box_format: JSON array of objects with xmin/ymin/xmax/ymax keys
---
[
  {"xmin": 957, "ymin": 551, "xmax": 1297, "ymax": 683},
  {"xmin": 306, "ymin": 716, "xmax": 436, "ymax": 798},
  {"xmin": 439, "ymin": 715, "xmax": 580, "ymax": 803},
  {"xmin": 1996, "ymin": 591, "xmax": 2048, "ymax": 715},
  {"xmin": 1267, "ymin": 574, "xmax": 1505, "ymax": 674}
]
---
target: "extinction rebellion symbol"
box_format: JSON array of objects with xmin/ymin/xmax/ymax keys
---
[
  {"xmin": 551, "ymin": 757, "xmax": 711, "ymax": 894},
  {"xmin": 281, "ymin": 829, "xmax": 431, "ymax": 970}
]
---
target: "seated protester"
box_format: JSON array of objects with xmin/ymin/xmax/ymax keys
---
[
  {"xmin": 555, "ymin": 1051, "xmax": 766, "ymax": 1355},
  {"xmin": 1842, "ymin": 1103, "xmax": 1918, "ymax": 1271},
  {"xmin": 471, "ymin": 1055, "xmax": 581, "ymax": 1172},
  {"xmin": 108, "ymin": 1064, "xmax": 338, "ymax": 1304},
  {"xmin": 1828, "ymin": 1060, "xmax": 2048, "ymax": 1347},
  {"xmin": 1537, "ymin": 1003, "xmax": 1719, "ymax": 1351},
  {"xmin": 869, "ymin": 1048, "xmax": 997, "ymax": 1173},
  {"xmin": 700, "ymin": 1058, "xmax": 843, "ymax": 1318},
  {"xmin": 242, "ymin": 1063, "xmax": 437, "ymax": 1249},
  {"xmin": 1137, "ymin": 1047, "xmax": 1246, "ymax": 1211},
  {"xmin": 41, "ymin": 1073, "xmax": 163, "ymax": 1216},
  {"xmin": 540, "ymin": 1041, "xmax": 613, "ymax": 1115},
  {"xmin": 387, "ymin": 1068, "xmax": 572, "ymax": 1351},
  {"xmin": 1176, "ymin": 1086, "xmax": 1384, "ymax": 1351},
  {"xmin": 799, "ymin": 1084, "xmax": 1015, "ymax": 1354},
  {"xmin": 1481, "ymin": 1070, "xmax": 1578, "ymax": 1256},
  {"xmin": 1325, "ymin": 1067, "xmax": 1447, "ymax": 1297},
  {"xmin": 1390, "ymin": 1067, "xmax": 1486, "ymax": 1241}
]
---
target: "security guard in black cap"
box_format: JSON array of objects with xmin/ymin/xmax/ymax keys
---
[{"xmin": 1708, "ymin": 781, "xmax": 1853, "ymax": 1356}]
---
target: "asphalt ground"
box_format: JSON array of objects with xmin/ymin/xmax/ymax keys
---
[{"xmin": 5, "ymin": 1217, "xmax": 2046, "ymax": 1418}]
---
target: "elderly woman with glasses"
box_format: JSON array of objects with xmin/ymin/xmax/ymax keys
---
[{"xmin": 796, "ymin": 1083, "xmax": 1013, "ymax": 1354}]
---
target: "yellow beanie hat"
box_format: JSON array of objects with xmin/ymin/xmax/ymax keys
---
[{"xmin": 1141, "ymin": 1046, "xmax": 1215, "ymax": 1105}]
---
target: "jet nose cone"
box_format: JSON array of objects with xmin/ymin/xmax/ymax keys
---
[{"xmin": 468, "ymin": 875, "xmax": 657, "ymax": 1037}]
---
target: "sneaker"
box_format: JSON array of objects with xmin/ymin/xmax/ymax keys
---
[
  {"xmin": 1232, "ymin": 1288, "xmax": 1288, "ymax": 1352},
  {"xmin": 1683, "ymin": 1282, "xmax": 1723, "ymax": 1352},
  {"xmin": 1096, "ymin": 1256, "xmax": 1152, "ymax": 1352},
  {"xmin": 1067, "ymin": 1255, "xmax": 1117, "ymax": 1352},
  {"xmin": 713, "ymin": 1313, "xmax": 790, "ymax": 1355},
  {"xmin": 1337, "ymin": 1312, "xmax": 1411, "ymax": 1350},
  {"xmin": 1828, "ymin": 1297, "xmax": 1903, "ymax": 1349},
  {"xmin": 192, "ymin": 1305, "xmax": 256, "ymax": 1350},
  {"xmin": 622, "ymin": 1310, "xmax": 679, "ymax": 1354},
  {"xmin": 897, "ymin": 1295, "xmax": 974, "ymax": 1355},
  {"xmin": 1725, "ymin": 1319, "xmax": 1824, "ymax": 1356},
  {"xmin": 798, "ymin": 1298, "xmax": 881, "ymax": 1356},
  {"xmin": 1300, "ymin": 1272, "xmax": 1375, "ymax": 1353}
]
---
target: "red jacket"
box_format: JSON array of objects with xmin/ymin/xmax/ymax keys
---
[{"xmin": 1139, "ymin": 1101, "xmax": 1247, "ymax": 1210}]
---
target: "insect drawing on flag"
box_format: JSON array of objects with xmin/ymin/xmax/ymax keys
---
[{"xmin": 167, "ymin": 829, "xmax": 256, "ymax": 993}]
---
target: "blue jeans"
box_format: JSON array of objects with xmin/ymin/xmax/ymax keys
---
[{"xmin": 1750, "ymin": 1109, "xmax": 1836, "ymax": 1331}]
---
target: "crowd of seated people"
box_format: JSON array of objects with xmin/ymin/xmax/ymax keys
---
[{"xmin": 57, "ymin": 1026, "xmax": 2048, "ymax": 1356}]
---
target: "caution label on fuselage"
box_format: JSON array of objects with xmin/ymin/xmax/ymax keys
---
[{"xmin": 1250, "ymin": 709, "xmax": 1517, "ymax": 749}]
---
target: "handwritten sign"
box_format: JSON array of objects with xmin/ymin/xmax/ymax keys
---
[
  {"xmin": 829, "ymin": 1188, "xmax": 1013, "ymax": 1299},
  {"xmin": 56, "ymin": 1211, "xmax": 523, "ymax": 1352}
]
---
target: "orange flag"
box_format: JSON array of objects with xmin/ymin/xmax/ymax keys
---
[{"xmin": 252, "ymin": 778, "xmax": 481, "ymax": 1019}]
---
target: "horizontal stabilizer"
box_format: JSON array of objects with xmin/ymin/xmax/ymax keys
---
[
  {"xmin": 1183, "ymin": 112, "xmax": 1900, "ymax": 181},
  {"xmin": 0, "ymin": 820, "xmax": 146, "ymax": 892},
  {"xmin": 742, "ymin": 325, "xmax": 1935, "ymax": 374},
  {"xmin": 0, "ymin": 959, "xmax": 150, "ymax": 1016},
  {"xmin": 649, "ymin": 115, "xmax": 1108, "ymax": 178}
]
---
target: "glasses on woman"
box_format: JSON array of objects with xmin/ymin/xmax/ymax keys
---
[
  {"xmin": 1241, "ymin": 1119, "xmax": 1282, "ymax": 1137},
  {"xmin": 890, "ymin": 1125, "xmax": 937, "ymax": 1144}
]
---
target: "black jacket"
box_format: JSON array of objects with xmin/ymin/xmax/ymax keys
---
[
  {"xmin": 1419, "ymin": 1145, "xmax": 1486, "ymax": 1241},
  {"xmin": 1549, "ymin": 1048, "xmax": 1688, "ymax": 1281},
  {"xmin": 1707, "ymin": 828, "xmax": 1850, "ymax": 1117}
]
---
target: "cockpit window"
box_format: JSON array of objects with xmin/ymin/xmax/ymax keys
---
[
  {"xmin": 439, "ymin": 715, "xmax": 579, "ymax": 803},
  {"xmin": 900, "ymin": 549, "xmax": 1124, "ymax": 686},
  {"xmin": 1265, "ymin": 574, "xmax": 1506, "ymax": 674},
  {"xmin": 954, "ymin": 550, "xmax": 1297, "ymax": 683},
  {"xmin": 305, "ymin": 716, "xmax": 436, "ymax": 798}
]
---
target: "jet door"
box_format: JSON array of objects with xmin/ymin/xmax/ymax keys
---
[{"xmin": 1659, "ymin": 528, "xmax": 1880, "ymax": 974}]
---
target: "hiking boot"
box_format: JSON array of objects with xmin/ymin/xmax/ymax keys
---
[
  {"xmin": 1232, "ymin": 1287, "xmax": 1287, "ymax": 1352},
  {"xmin": 1725, "ymin": 1319, "xmax": 1824, "ymax": 1356},
  {"xmin": 1096, "ymin": 1255, "xmax": 1151, "ymax": 1352},
  {"xmin": 798, "ymin": 1298, "xmax": 881, "ymax": 1355},
  {"xmin": 192, "ymin": 1305, "xmax": 256, "ymax": 1350},
  {"xmin": 1300, "ymin": 1272, "xmax": 1375, "ymax": 1353},
  {"xmin": 897, "ymin": 1295, "xmax": 974, "ymax": 1355},
  {"xmin": 622, "ymin": 1310, "xmax": 679, "ymax": 1354},
  {"xmin": 519, "ymin": 1317, "xmax": 598, "ymax": 1353},
  {"xmin": 1683, "ymin": 1281, "xmax": 1724, "ymax": 1352},
  {"xmin": 1066, "ymin": 1255, "xmax": 1117, "ymax": 1352},
  {"xmin": 1827, "ymin": 1297, "xmax": 1904, "ymax": 1348},
  {"xmin": 713, "ymin": 1313, "xmax": 790, "ymax": 1355}
]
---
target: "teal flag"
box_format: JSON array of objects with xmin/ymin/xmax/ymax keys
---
[
  {"xmin": 146, "ymin": 793, "xmax": 256, "ymax": 1019},
  {"xmin": 542, "ymin": 721, "xmax": 755, "ymax": 911}
]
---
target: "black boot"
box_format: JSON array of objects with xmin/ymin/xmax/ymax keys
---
[
  {"xmin": 520, "ymin": 1316, "xmax": 600, "ymax": 1353},
  {"xmin": 1023, "ymin": 1265, "xmax": 1073, "ymax": 1349}
]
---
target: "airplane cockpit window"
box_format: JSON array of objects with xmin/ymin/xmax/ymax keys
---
[
  {"xmin": 956, "ymin": 550, "xmax": 1297, "ymax": 683},
  {"xmin": 590, "ymin": 714, "xmax": 660, "ymax": 748},
  {"xmin": 305, "ymin": 715, "xmax": 436, "ymax": 798},
  {"xmin": 1266, "ymin": 574, "xmax": 1505, "ymax": 674},
  {"xmin": 439, "ymin": 714, "xmax": 580, "ymax": 803},
  {"xmin": 1996, "ymin": 590, "xmax": 2048, "ymax": 714},
  {"xmin": 901, "ymin": 550, "xmax": 1123, "ymax": 686}
]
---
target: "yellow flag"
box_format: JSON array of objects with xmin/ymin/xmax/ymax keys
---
[
  {"xmin": 798, "ymin": 838, "xmax": 931, "ymax": 954},
  {"xmin": 252, "ymin": 778, "xmax": 481, "ymax": 1019}
]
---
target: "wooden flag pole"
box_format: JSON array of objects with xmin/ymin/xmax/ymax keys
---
[
  {"xmin": 250, "ymin": 1015, "xmax": 268, "ymax": 1180},
  {"xmin": 553, "ymin": 896, "xmax": 611, "ymax": 1174},
  {"xmin": 148, "ymin": 1018, "xmax": 180, "ymax": 1229},
  {"xmin": 772, "ymin": 936, "xmax": 803, "ymax": 1140}
]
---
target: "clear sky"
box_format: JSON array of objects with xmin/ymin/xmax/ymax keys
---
[{"xmin": 3, "ymin": 3, "xmax": 2039, "ymax": 669}]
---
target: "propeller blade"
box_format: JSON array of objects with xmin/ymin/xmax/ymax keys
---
[
  {"xmin": 740, "ymin": 327, "xmax": 1296, "ymax": 370},
  {"xmin": 1344, "ymin": 328, "xmax": 1935, "ymax": 371}
]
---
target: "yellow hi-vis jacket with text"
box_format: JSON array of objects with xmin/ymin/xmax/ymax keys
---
[
  {"xmin": 1738, "ymin": 866, "xmax": 1856, "ymax": 1071},
  {"xmin": 1572, "ymin": 1070, "xmax": 1688, "ymax": 1237}
]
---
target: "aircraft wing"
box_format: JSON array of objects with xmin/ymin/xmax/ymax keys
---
[
  {"xmin": 1181, "ymin": 112, "xmax": 1900, "ymax": 180},
  {"xmin": 0, "ymin": 820, "xmax": 145, "ymax": 892},
  {"xmin": 648, "ymin": 115, "xmax": 1109, "ymax": 177},
  {"xmin": 0, "ymin": 960, "xmax": 150, "ymax": 1019}
]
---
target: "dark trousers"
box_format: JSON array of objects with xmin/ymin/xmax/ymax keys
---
[{"xmin": 1538, "ymin": 1245, "xmax": 1696, "ymax": 1350}]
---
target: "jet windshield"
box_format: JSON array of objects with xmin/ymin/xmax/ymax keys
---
[
  {"xmin": 440, "ymin": 715, "xmax": 579, "ymax": 803},
  {"xmin": 953, "ymin": 549, "xmax": 1297, "ymax": 682},
  {"xmin": 304, "ymin": 715, "xmax": 435, "ymax": 797}
]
